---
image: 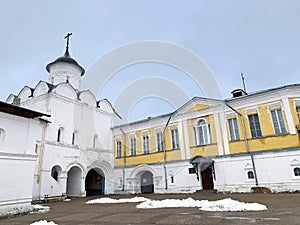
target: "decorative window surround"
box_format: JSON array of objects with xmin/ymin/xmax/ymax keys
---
[
  {"xmin": 244, "ymin": 107, "xmax": 259, "ymax": 115},
  {"xmin": 128, "ymin": 134, "xmax": 137, "ymax": 156},
  {"xmin": 269, "ymin": 108, "xmax": 287, "ymax": 135},
  {"xmin": 266, "ymin": 101, "xmax": 283, "ymax": 111},
  {"xmin": 193, "ymin": 119, "xmax": 212, "ymax": 146},
  {"xmin": 227, "ymin": 117, "xmax": 240, "ymax": 141}
]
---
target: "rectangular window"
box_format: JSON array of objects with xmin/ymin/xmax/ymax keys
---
[
  {"xmin": 170, "ymin": 176, "xmax": 174, "ymax": 184},
  {"xmin": 296, "ymin": 106, "xmax": 300, "ymax": 122},
  {"xmin": 228, "ymin": 118, "xmax": 240, "ymax": 141},
  {"xmin": 248, "ymin": 114, "xmax": 262, "ymax": 138},
  {"xmin": 142, "ymin": 136, "xmax": 149, "ymax": 154},
  {"xmin": 171, "ymin": 129, "xmax": 179, "ymax": 149},
  {"xmin": 270, "ymin": 108, "xmax": 287, "ymax": 134},
  {"xmin": 130, "ymin": 138, "xmax": 136, "ymax": 156},
  {"xmin": 156, "ymin": 132, "xmax": 164, "ymax": 152},
  {"xmin": 116, "ymin": 141, "xmax": 122, "ymax": 158}
]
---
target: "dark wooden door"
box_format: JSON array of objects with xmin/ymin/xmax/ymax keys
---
[
  {"xmin": 201, "ymin": 166, "xmax": 214, "ymax": 190},
  {"xmin": 141, "ymin": 171, "xmax": 154, "ymax": 193}
]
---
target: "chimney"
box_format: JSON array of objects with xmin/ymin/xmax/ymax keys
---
[{"xmin": 231, "ymin": 89, "xmax": 247, "ymax": 98}]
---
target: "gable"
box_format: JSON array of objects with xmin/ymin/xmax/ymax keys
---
[
  {"xmin": 176, "ymin": 97, "xmax": 223, "ymax": 115},
  {"xmin": 186, "ymin": 104, "xmax": 211, "ymax": 113}
]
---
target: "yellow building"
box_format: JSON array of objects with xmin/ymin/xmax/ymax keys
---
[{"xmin": 112, "ymin": 84, "xmax": 300, "ymax": 193}]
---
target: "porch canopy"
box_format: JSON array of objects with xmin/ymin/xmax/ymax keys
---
[{"xmin": 190, "ymin": 155, "xmax": 213, "ymax": 171}]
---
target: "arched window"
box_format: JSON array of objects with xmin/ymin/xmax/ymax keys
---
[
  {"xmin": 294, "ymin": 167, "xmax": 300, "ymax": 176},
  {"xmin": 193, "ymin": 119, "xmax": 211, "ymax": 146},
  {"xmin": 93, "ymin": 135, "xmax": 98, "ymax": 148},
  {"xmin": 0, "ymin": 128, "xmax": 5, "ymax": 143},
  {"xmin": 72, "ymin": 131, "xmax": 78, "ymax": 145},
  {"xmin": 247, "ymin": 171, "xmax": 254, "ymax": 179},
  {"xmin": 51, "ymin": 165, "xmax": 62, "ymax": 182},
  {"xmin": 57, "ymin": 127, "xmax": 64, "ymax": 143}
]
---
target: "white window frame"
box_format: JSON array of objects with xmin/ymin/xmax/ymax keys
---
[
  {"xmin": 244, "ymin": 162, "xmax": 255, "ymax": 183},
  {"xmin": 296, "ymin": 105, "xmax": 300, "ymax": 122},
  {"xmin": 141, "ymin": 132, "xmax": 150, "ymax": 154},
  {"xmin": 130, "ymin": 136, "xmax": 137, "ymax": 156},
  {"xmin": 116, "ymin": 140, "xmax": 122, "ymax": 158},
  {"xmin": 193, "ymin": 119, "xmax": 211, "ymax": 146},
  {"xmin": 247, "ymin": 113, "xmax": 262, "ymax": 138},
  {"xmin": 290, "ymin": 159, "xmax": 300, "ymax": 180},
  {"xmin": 270, "ymin": 108, "xmax": 287, "ymax": 135},
  {"xmin": 156, "ymin": 132, "xmax": 164, "ymax": 152},
  {"xmin": 170, "ymin": 128, "xmax": 179, "ymax": 149},
  {"xmin": 227, "ymin": 117, "xmax": 240, "ymax": 141}
]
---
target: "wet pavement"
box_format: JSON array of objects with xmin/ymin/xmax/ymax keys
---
[{"xmin": 1, "ymin": 193, "xmax": 300, "ymax": 225}]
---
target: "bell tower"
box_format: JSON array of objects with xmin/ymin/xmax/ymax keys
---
[{"xmin": 46, "ymin": 33, "xmax": 85, "ymax": 90}]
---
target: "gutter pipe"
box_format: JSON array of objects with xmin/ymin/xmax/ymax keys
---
[{"xmin": 225, "ymin": 101, "xmax": 258, "ymax": 186}]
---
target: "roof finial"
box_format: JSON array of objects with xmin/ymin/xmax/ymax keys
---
[{"xmin": 64, "ymin": 33, "xmax": 72, "ymax": 57}]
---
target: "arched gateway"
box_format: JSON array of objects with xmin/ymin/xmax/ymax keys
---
[
  {"xmin": 85, "ymin": 168, "xmax": 105, "ymax": 196},
  {"xmin": 141, "ymin": 171, "xmax": 154, "ymax": 194},
  {"xmin": 66, "ymin": 166, "xmax": 82, "ymax": 197}
]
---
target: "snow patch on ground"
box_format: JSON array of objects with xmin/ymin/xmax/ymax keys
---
[
  {"xmin": 86, "ymin": 196, "xmax": 149, "ymax": 204},
  {"xmin": 85, "ymin": 196, "xmax": 267, "ymax": 212},
  {"xmin": 30, "ymin": 220, "xmax": 57, "ymax": 225},
  {"xmin": 30, "ymin": 205, "xmax": 50, "ymax": 214},
  {"xmin": 136, "ymin": 197, "xmax": 267, "ymax": 211}
]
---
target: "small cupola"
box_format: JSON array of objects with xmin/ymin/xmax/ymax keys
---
[
  {"xmin": 46, "ymin": 33, "xmax": 85, "ymax": 90},
  {"xmin": 231, "ymin": 89, "xmax": 248, "ymax": 98}
]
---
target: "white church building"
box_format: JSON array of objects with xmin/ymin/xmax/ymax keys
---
[{"xmin": 2, "ymin": 37, "xmax": 119, "ymax": 212}]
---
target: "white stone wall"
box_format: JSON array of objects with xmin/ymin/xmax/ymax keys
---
[
  {"xmin": 0, "ymin": 112, "xmax": 44, "ymax": 216},
  {"xmin": 214, "ymin": 149, "xmax": 300, "ymax": 193},
  {"xmin": 113, "ymin": 161, "xmax": 200, "ymax": 194}
]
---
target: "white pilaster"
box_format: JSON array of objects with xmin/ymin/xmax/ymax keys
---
[
  {"xmin": 182, "ymin": 120, "xmax": 191, "ymax": 159},
  {"xmin": 220, "ymin": 112, "xmax": 230, "ymax": 155},
  {"xmin": 283, "ymin": 97, "xmax": 296, "ymax": 134},
  {"xmin": 213, "ymin": 113, "xmax": 224, "ymax": 155}
]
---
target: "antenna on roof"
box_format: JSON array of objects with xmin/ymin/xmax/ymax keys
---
[{"xmin": 240, "ymin": 69, "xmax": 247, "ymax": 93}]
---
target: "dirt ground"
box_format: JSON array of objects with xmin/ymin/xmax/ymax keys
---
[{"xmin": 1, "ymin": 193, "xmax": 300, "ymax": 225}]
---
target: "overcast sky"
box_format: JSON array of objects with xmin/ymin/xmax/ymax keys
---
[{"xmin": 0, "ymin": 1, "xmax": 299, "ymax": 121}]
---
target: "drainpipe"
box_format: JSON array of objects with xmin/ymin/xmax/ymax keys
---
[
  {"xmin": 225, "ymin": 101, "xmax": 258, "ymax": 186},
  {"xmin": 119, "ymin": 128, "xmax": 126, "ymax": 192},
  {"xmin": 162, "ymin": 113, "xmax": 174, "ymax": 190}
]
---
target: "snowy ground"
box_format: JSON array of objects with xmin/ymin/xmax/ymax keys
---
[
  {"xmin": 30, "ymin": 205, "xmax": 50, "ymax": 214},
  {"xmin": 86, "ymin": 196, "xmax": 148, "ymax": 204},
  {"xmin": 86, "ymin": 197, "xmax": 267, "ymax": 211},
  {"xmin": 28, "ymin": 197, "xmax": 267, "ymax": 225}
]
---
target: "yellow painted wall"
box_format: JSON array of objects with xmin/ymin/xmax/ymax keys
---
[
  {"xmin": 227, "ymin": 99, "xmax": 300, "ymax": 154},
  {"xmin": 186, "ymin": 104, "xmax": 211, "ymax": 113},
  {"xmin": 190, "ymin": 144, "xmax": 219, "ymax": 158},
  {"xmin": 114, "ymin": 96, "xmax": 300, "ymax": 168},
  {"xmin": 114, "ymin": 122, "xmax": 182, "ymax": 167}
]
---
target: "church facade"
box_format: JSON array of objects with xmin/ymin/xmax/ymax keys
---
[
  {"xmin": 1, "ymin": 37, "xmax": 300, "ymax": 215},
  {"xmin": 5, "ymin": 43, "xmax": 118, "ymax": 203}
]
